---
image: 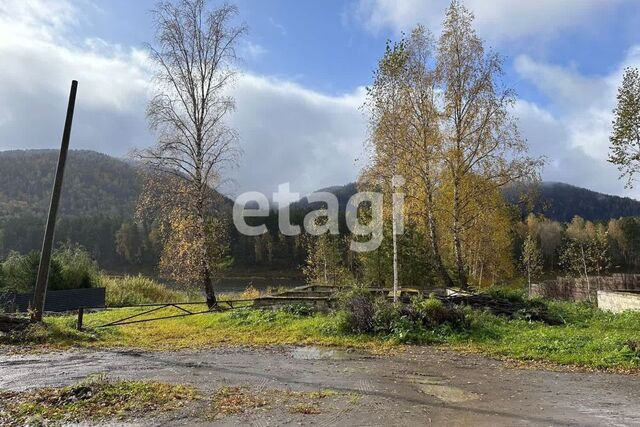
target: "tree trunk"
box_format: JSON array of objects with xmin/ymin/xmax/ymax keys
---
[
  {"xmin": 203, "ymin": 266, "xmax": 217, "ymax": 309},
  {"xmin": 427, "ymin": 209, "xmax": 454, "ymax": 288},
  {"xmin": 323, "ymin": 254, "xmax": 328, "ymax": 285},
  {"xmin": 196, "ymin": 183, "xmax": 217, "ymax": 309},
  {"xmin": 424, "ymin": 176, "xmax": 454, "ymax": 288},
  {"xmin": 392, "ymin": 216, "xmax": 399, "ymax": 303},
  {"xmin": 580, "ymin": 244, "xmax": 591, "ymax": 302},
  {"xmin": 452, "ymin": 179, "xmax": 467, "ymax": 289}
]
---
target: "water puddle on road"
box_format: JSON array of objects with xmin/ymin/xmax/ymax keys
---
[
  {"xmin": 290, "ymin": 346, "xmax": 364, "ymax": 361},
  {"xmin": 406, "ymin": 374, "xmax": 480, "ymax": 403}
]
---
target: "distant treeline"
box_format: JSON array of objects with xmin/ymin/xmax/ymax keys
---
[{"xmin": 3, "ymin": 150, "xmax": 640, "ymax": 277}]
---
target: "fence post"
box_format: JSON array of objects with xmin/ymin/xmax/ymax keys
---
[{"xmin": 77, "ymin": 307, "xmax": 84, "ymax": 331}]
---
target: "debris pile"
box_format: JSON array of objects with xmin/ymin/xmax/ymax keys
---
[
  {"xmin": 0, "ymin": 314, "xmax": 30, "ymax": 333},
  {"xmin": 439, "ymin": 294, "xmax": 562, "ymax": 325}
]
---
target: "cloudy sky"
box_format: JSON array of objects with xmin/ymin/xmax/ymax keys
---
[{"xmin": 1, "ymin": 0, "xmax": 640, "ymax": 199}]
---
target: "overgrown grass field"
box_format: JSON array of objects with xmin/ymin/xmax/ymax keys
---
[
  {"xmin": 443, "ymin": 302, "xmax": 640, "ymax": 370},
  {"xmin": 6, "ymin": 298, "xmax": 638, "ymax": 371},
  {"xmin": 26, "ymin": 306, "xmax": 385, "ymax": 351}
]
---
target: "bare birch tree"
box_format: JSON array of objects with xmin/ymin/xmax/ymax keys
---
[{"xmin": 137, "ymin": 0, "xmax": 245, "ymax": 307}]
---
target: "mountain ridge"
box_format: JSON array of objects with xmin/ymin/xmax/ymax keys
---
[{"xmin": 1, "ymin": 149, "xmax": 639, "ymax": 222}]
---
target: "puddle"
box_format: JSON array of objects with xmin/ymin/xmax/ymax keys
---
[
  {"xmin": 290, "ymin": 346, "xmax": 363, "ymax": 361},
  {"xmin": 406, "ymin": 374, "xmax": 479, "ymax": 403}
]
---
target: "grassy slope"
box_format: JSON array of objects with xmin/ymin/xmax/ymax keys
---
[{"xmin": 8, "ymin": 301, "xmax": 640, "ymax": 371}]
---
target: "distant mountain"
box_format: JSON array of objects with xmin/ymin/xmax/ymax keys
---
[
  {"xmin": 294, "ymin": 181, "xmax": 640, "ymax": 223},
  {"xmin": 1, "ymin": 150, "xmax": 640, "ymax": 224},
  {"xmin": 0, "ymin": 150, "xmax": 141, "ymax": 220},
  {"xmin": 291, "ymin": 183, "xmax": 359, "ymax": 212},
  {"xmin": 504, "ymin": 182, "xmax": 640, "ymax": 222}
]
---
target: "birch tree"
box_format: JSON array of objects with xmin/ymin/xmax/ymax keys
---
[
  {"xmin": 137, "ymin": 0, "xmax": 245, "ymax": 307},
  {"xmin": 364, "ymin": 29, "xmax": 454, "ymax": 289},
  {"xmin": 363, "ymin": 39, "xmax": 409, "ymax": 299},
  {"xmin": 609, "ymin": 67, "xmax": 640, "ymax": 188},
  {"xmin": 521, "ymin": 235, "xmax": 543, "ymax": 295},
  {"xmin": 437, "ymin": 1, "xmax": 541, "ymax": 288},
  {"xmin": 399, "ymin": 27, "xmax": 454, "ymax": 288}
]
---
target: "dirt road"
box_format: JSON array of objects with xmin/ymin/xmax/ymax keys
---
[{"xmin": 1, "ymin": 346, "xmax": 638, "ymax": 426}]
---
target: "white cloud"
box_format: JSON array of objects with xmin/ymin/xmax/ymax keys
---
[
  {"xmin": 241, "ymin": 41, "xmax": 268, "ymax": 62},
  {"xmin": 513, "ymin": 47, "xmax": 640, "ymax": 198},
  {"xmin": 354, "ymin": 0, "xmax": 623, "ymax": 44},
  {"xmin": 228, "ymin": 75, "xmax": 366, "ymax": 196},
  {"xmin": 0, "ymin": 0, "xmax": 153, "ymax": 156},
  {"xmin": 0, "ymin": 0, "xmax": 366, "ymax": 197},
  {"xmin": 5, "ymin": 0, "xmax": 640, "ymax": 202},
  {"xmin": 268, "ymin": 17, "xmax": 287, "ymax": 36}
]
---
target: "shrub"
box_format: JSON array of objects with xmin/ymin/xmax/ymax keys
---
[
  {"xmin": 1, "ymin": 251, "xmax": 64, "ymax": 292},
  {"xmin": 281, "ymin": 303, "xmax": 314, "ymax": 316},
  {"xmin": 0, "ymin": 246, "xmax": 98, "ymax": 293},
  {"xmin": 368, "ymin": 296, "xmax": 467, "ymax": 343},
  {"xmin": 483, "ymin": 287, "xmax": 526, "ymax": 304},
  {"xmin": 411, "ymin": 296, "xmax": 466, "ymax": 327},
  {"xmin": 52, "ymin": 245, "xmax": 99, "ymax": 290},
  {"xmin": 339, "ymin": 286, "xmax": 375, "ymax": 334},
  {"xmin": 371, "ymin": 298, "xmax": 402, "ymax": 334},
  {"xmin": 241, "ymin": 285, "xmax": 261, "ymax": 299},
  {"xmin": 101, "ymin": 275, "xmax": 187, "ymax": 306}
]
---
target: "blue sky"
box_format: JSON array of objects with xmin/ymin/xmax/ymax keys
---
[
  {"xmin": 1, "ymin": 0, "xmax": 640, "ymax": 198},
  {"xmin": 82, "ymin": 0, "xmax": 386, "ymax": 94},
  {"xmin": 77, "ymin": 0, "xmax": 640, "ymax": 97}
]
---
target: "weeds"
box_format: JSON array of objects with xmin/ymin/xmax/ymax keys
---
[
  {"xmin": 209, "ymin": 386, "xmax": 345, "ymax": 419},
  {"xmin": 3, "ymin": 291, "xmax": 640, "ymax": 370},
  {"xmin": 101, "ymin": 275, "xmax": 191, "ymax": 306},
  {"xmin": 0, "ymin": 375, "xmax": 197, "ymax": 426}
]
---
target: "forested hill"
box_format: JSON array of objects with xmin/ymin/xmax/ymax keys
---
[
  {"xmin": 503, "ymin": 182, "xmax": 640, "ymax": 222},
  {"xmin": 292, "ymin": 183, "xmax": 359, "ymax": 212},
  {"xmin": 0, "ymin": 150, "xmax": 141, "ymax": 219},
  {"xmin": 2, "ymin": 149, "xmax": 640, "ymax": 224},
  {"xmin": 295, "ymin": 181, "xmax": 640, "ymax": 223}
]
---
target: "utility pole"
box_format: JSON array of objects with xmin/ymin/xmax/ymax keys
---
[{"xmin": 31, "ymin": 80, "xmax": 78, "ymax": 322}]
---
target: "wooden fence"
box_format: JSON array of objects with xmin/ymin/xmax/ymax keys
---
[{"xmin": 530, "ymin": 274, "xmax": 640, "ymax": 302}]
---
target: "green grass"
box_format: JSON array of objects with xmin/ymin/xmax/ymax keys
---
[
  {"xmin": 4, "ymin": 300, "xmax": 640, "ymax": 371},
  {"xmin": 24, "ymin": 305, "xmax": 386, "ymax": 351},
  {"xmin": 100, "ymin": 275, "xmax": 192, "ymax": 306},
  {"xmin": 438, "ymin": 302, "xmax": 640, "ymax": 370},
  {"xmin": 0, "ymin": 374, "xmax": 197, "ymax": 425}
]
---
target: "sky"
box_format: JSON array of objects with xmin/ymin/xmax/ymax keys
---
[{"xmin": 1, "ymin": 0, "xmax": 640, "ymax": 199}]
